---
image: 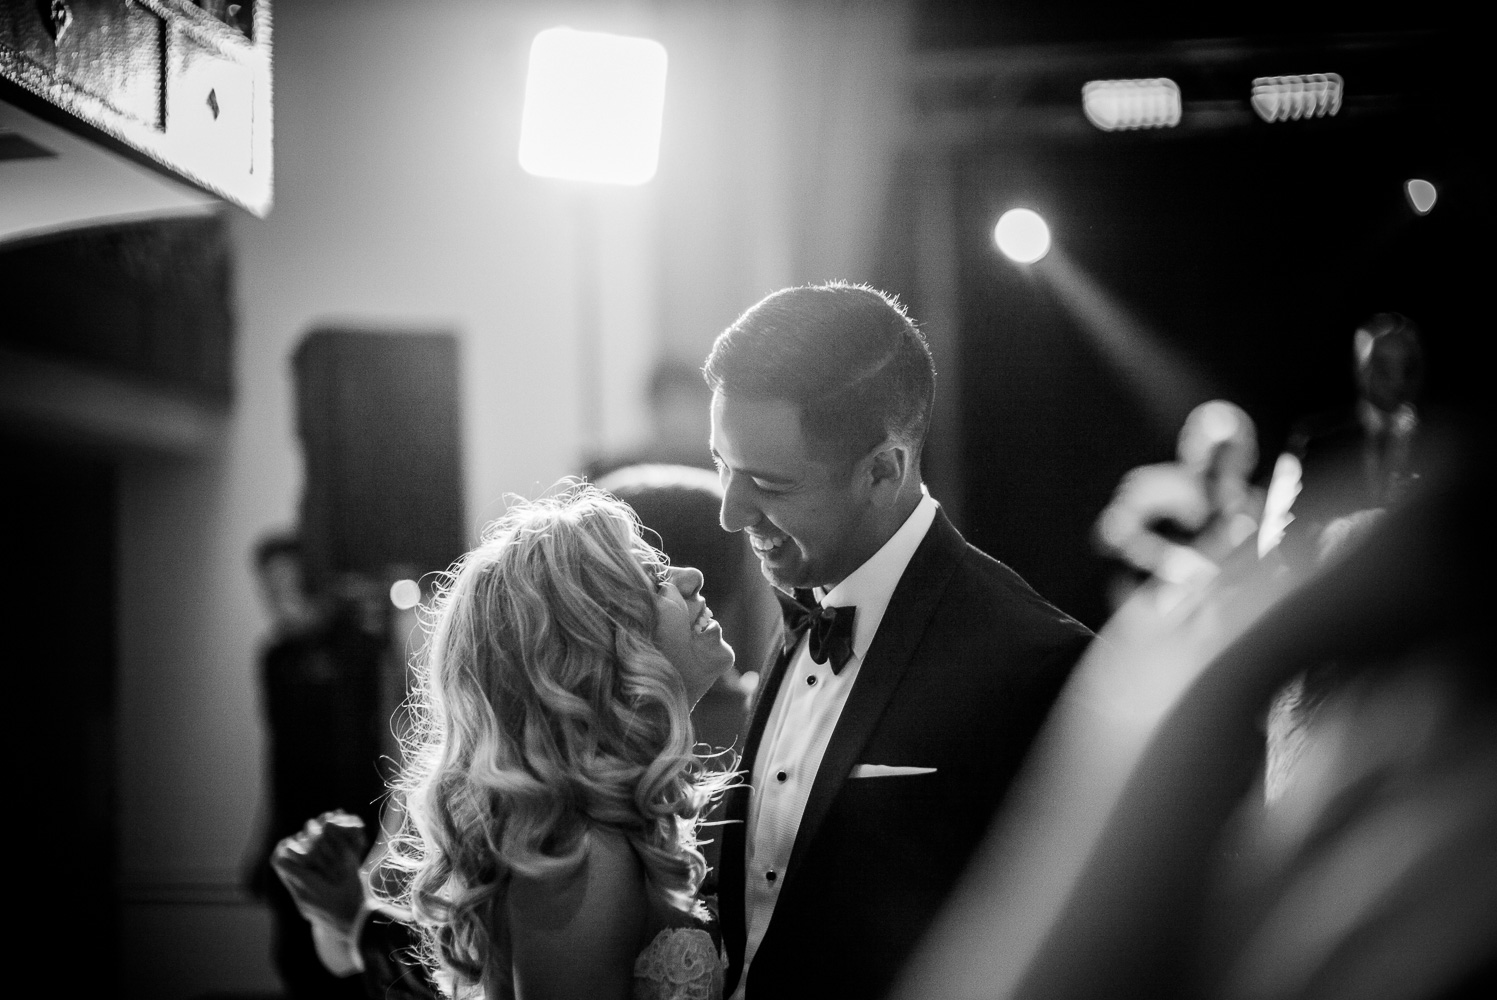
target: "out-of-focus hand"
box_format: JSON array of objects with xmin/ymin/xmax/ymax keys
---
[{"xmin": 271, "ymin": 810, "xmax": 370, "ymax": 935}]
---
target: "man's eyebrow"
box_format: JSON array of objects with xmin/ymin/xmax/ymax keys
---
[{"xmin": 710, "ymin": 448, "xmax": 795, "ymax": 485}]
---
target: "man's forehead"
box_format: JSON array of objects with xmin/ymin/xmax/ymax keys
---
[{"xmin": 711, "ymin": 393, "xmax": 808, "ymax": 468}]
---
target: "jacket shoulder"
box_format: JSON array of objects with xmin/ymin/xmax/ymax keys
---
[
  {"xmin": 959, "ymin": 542, "xmax": 1090, "ymax": 637},
  {"xmin": 919, "ymin": 510, "xmax": 1092, "ymax": 649}
]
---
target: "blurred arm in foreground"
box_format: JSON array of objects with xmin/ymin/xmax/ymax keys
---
[
  {"xmin": 272, "ymin": 810, "xmax": 370, "ymax": 977},
  {"xmin": 272, "ymin": 802, "xmax": 438, "ymax": 999},
  {"xmin": 891, "ymin": 424, "xmax": 1496, "ymax": 1000}
]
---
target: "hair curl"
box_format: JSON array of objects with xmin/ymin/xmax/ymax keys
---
[{"xmin": 377, "ymin": 484, "xmax": 728, "ymax": 995}]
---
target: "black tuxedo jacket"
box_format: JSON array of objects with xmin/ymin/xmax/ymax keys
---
[{"xmin": 719, "ymin": 508, "xmax": 1092, "ymax": 999}]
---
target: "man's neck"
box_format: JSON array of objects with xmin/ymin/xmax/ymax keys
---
[
  {"xmin": 819, "ymin": 483, "xmax": 927, "ymax": 592},
  {"xmin": 885, "ymin": 486, "xmax": 924, "ymax": 535}
]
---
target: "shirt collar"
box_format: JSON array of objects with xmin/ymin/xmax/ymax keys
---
[{"xmin": 815, "ymin": 487, "xmax": 938, "ymax": 660}]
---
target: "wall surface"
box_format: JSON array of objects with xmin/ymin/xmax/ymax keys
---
[{"xmin": 114, "ymin": 2, "xmax": 905, "ymax": 995}]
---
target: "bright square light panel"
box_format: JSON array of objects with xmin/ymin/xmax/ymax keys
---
[{"xmin": 518, "ymin": 27, "xmax": 668, "ymax": 185}]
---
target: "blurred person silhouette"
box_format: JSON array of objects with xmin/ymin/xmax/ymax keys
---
[
  {"xmin": 1258, "ymin": 312, "xmax": 1435, "ymax": 805},
  {"xmin": 273, "ymin": 572, "xmax": 438, "ymax": 999},
  {"xmin": 588, "ymin": 356, "xmax": 717, "ymax": 479},
  {"xmin": 284, "ymin": 486, "xmax": 740, "ymax": 999},
  {"xmin": 1260, "ymin": 312, "xmax": 1427, "ymax": 570},
  {"xmin": 273, "ymin": 606, "xmax": 438, "ymax": 1000},
  {"xmin": 1094, "ymin": 399, "xmax": 1266, "ymax": 609},
  {"xmin": 247, "ymin": 532, "xmax": 387, "ymax": 999},
  {"xmin": 888, "ymin": 422, "xmax": 1497, "ymax": 1000}
]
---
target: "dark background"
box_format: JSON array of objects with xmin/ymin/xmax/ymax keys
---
[{"xmin": 885, "ymin": 5, "xmax": 1484, "ymax": 629}]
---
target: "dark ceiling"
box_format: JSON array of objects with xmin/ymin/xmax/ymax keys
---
[{"xmin": 911, "ymin": 1, "xmax": 1457, "ymax": 49}]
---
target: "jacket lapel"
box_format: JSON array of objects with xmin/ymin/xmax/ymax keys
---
[{"xmin": 777, "ymin": 510, "xmax": 965, "ymax": 895}]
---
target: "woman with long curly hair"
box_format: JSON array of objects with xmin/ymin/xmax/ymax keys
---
[{"xmin": 379, "ymin": 484, "xmax": 737, "ymax": 999}]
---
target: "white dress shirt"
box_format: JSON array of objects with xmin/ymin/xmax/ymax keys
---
[{"xmin": 730, "ymin": 490, "xmax": 938, "ymax": 999}]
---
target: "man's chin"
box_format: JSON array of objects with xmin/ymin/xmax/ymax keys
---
[{"xmin": 757, "ymin": 556, "xmax": 812, "ymax": 592}]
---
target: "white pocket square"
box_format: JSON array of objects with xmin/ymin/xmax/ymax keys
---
[{"xmin": 850, "ymin": 764, "xmax": 938, "ymax": 778}]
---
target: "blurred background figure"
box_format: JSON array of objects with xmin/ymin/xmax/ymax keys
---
[
  {"xmin": 1257, "ymin": 311, "xmax": 1435, "ymax": 805},
  {"xmin": 588, "ymin": 357, "xmax": 717, "ymax": 479},
  {"xmin": 1094, "ymin": 399, "xmax": 1265, "ymax": 608},
  {"xmin": 1260, "ymin": 312, "xmax": 1427, "ymax": 570},
  {"xmin": 247, "ymin": 532, "xmax": 386, "ymax": 1000}
]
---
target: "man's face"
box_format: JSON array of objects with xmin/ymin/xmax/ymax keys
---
[{"xmin": 710, "ymin": 391, "xmax": 875, "ymax": 591}]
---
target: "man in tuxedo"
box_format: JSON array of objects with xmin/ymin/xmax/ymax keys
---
[{"xmin": 705, "ymin": 282, "xmax": 1093, "ymax": 999}]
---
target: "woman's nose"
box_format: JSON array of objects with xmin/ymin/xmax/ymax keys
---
[{"xmin": 672, "ymin": 565, "xmax": 705, "ymax": 600}]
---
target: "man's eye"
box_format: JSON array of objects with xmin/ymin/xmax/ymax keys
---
[{"xmin": 753, "ymin": 479, "xmax": 786, "ymax": 493}]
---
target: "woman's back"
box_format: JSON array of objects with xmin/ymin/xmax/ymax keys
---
[{"xmin": 505, "ymin": 827, "xmax": 722, "ymax": 1000}]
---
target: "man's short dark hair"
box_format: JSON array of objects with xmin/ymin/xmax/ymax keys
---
[{"xmin": 702, "ymin": 282, "xmax": 935, "ymax": 467}]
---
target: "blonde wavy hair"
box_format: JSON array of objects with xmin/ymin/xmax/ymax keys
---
[{"xmin": 379, "ymin": 484, "xmax": 727, "ymax": 995}]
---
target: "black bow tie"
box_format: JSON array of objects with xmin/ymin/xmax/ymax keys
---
[{"xmin": 775, "ymin": 588, "xmax": 857, "ymax": 674}]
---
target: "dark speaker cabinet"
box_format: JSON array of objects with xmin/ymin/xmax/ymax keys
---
[{"xmin": 293, "ymin": 328, "xmax": 466, "ymax": 592}]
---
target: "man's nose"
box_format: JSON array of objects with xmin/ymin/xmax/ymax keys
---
[{"xmin": 720, "ymin": 473, "xmax": 758, "ymax": 532}]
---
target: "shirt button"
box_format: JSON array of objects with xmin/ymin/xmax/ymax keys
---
[
  {"xmin": 766, "ymin": 870, "xmax": 777, "ymax": 882},
  {"xmin": 807, "ymin": 675, "xmax": 818, "ymax": 686},
  {"xmin": 776, "ymin": 770, "xmax": 787, "ymax": 782}
]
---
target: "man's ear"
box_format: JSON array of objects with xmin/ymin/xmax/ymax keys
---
[{"xmin": 865, "ymin": 439, "xmax": 911, "ymax": 504}]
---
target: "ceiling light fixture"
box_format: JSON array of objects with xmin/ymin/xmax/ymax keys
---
[
  {"xmin": 1250, "ymin": 73, "xmax": 1343, "ymax": 122},
  {"xmin": 1082, "ymin": 78, "xmax": 1182, "ymax": 131}
]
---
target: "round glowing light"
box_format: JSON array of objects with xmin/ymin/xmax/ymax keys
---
[
  {"xmin": 1405, "ymin": 178, "xmax": 1437, "ymax": 216},
  {"xmin": 389, "ymin": 578, "xmax": 422, "ymax": 610},
  {"xmin": 994, "ymin": 209, "xmax": 1051, "ymax": 263}
]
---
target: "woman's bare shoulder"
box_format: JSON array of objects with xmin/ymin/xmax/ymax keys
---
[
  {"xmin": 506, "ymin": 827, "xmax": 649, "ymax": 999},
  {"xmin": 508, "ymin": 827, "xmax": 644, "ymax": 924}
]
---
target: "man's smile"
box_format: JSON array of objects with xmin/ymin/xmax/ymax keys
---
[{"xmin": 748, "ymin": 533, "xmax": 787, "ymax": 555}]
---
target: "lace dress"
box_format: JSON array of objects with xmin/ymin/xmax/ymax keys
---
[{"xmin": 631, "ymin": 926, "xmax": 724, "ymax": 1000}]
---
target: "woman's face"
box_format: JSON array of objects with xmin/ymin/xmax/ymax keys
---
[{"xmin": 651, "ymin": 564, "xmax": 736, "ymax": 705}]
